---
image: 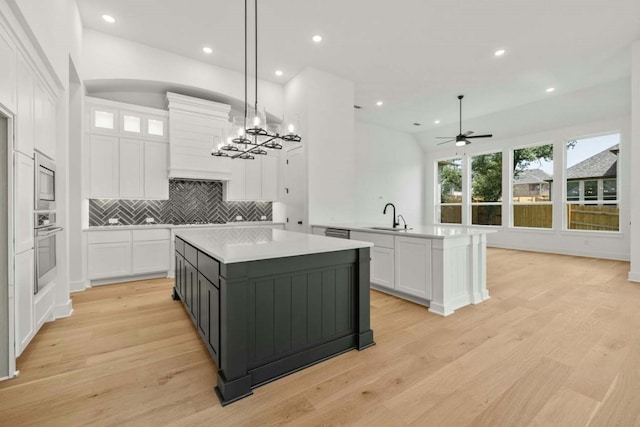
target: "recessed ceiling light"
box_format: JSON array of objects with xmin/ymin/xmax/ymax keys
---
[
  {"xmin": 413, "ymin": 123, "xmax": 421, "ymax": 126},
  {"xmin": 546, "ymin": 87, "xmax": 555, "ymax": 93},
  {"xmin": 494, "ymin": 49, "xmax": 506, "ymax": 57},
  {"xmin": 434, "ymin": 120, "xmax": 441, "ymax": 124},
  {"xmin": 376, "ymin": 101, "xmax": 383, "ymax": 106},
  {"xmin": 312, "ymin": 35, "xmax": 323, "ymax": 43},
  {"xmin": 202, "ymin": 46, "xmax": 213, "ymax": 54},
  {"xmin": 275, "ymin": 70, "xmax": 283, "ymax": 77},
  {"xmin": 102, "ymin": 14, "xmax": 116, "ymax": 24}
]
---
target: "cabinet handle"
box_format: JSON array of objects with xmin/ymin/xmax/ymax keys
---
[{"xmin": 297, "ymin": 221, "xmax": 303, "ymax": 225}]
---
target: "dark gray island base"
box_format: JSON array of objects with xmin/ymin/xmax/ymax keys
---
[{"xmin": 173, "ymin": 235, "xmax": 375, "ymax": 406}]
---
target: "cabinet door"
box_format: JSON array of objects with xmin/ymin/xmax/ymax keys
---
[
  {"xmin": 119, "ymin": 138, "xmax": 144, "ymax": 198},
  {"xmin": 207, "ymin": 278, "xmax": 220, "ymax": 365},
  {"xmin": 245, "ymin": 158, "xmax": 262, "ymax": 200},
  {"xmin": 33, "ymin": 81, "xmax": 45, "ymax": 155},
  {"xmin": 89, "ymin": 134, "xmax": 119, "ymax": 198},
  {"xmin": 87, "ymin": 242, "xmax": 132, "ymax": 279},
  {"xmin": 0, "ymin": 27, "xmax": 16, "ymax": 112},
  {"xmin": 144, "ymin": 141, "xmax": 169, "ymax": 199},
  {"xmin": 132, "ymin": 240, "xmax": 170, "ymax": 274},
  {"xmin": 16, "ymin": 53, "xmax": 34, "ymax": 156},
  {"xmin": 174, "ymin": 254, "xmax": 183, "ymax": 298},
  {"xmin": 261, "ymin": 155, "xmax": 278, "ymax": 201},
  {"xmin": 371, "ymin": 246, "xmax": 395, "ymax": 289},
  {"xmin": 226, "ymin": 159, "xmax": 246, "ymax": 201},
  {"xmin": 15, "ymin": 249, "xmax": 34, "ymax": 357},
  {"xmin": 197, "ymin": 273, "xmax": 209, "ymax": 339},
  {"xmin": 395, "ymin": 236, "xmax": 432, "ymax": 300},
  {"xmin": 15, "ymin": 153, "xmax": 34, "ymax": 254},
  {"xmin": 185, "ymin": 261, "xmax": 196, "ymax": 318},
  {"xmin": 42, "ymin": 93, "xmax": 56, "ymax": 159}
]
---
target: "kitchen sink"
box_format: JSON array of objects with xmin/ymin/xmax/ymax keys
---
[{"xmin": 366, "ymin": 226, "xmax": 412, "ymax": 232}]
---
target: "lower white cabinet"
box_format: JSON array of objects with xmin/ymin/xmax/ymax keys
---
[
  {"xmin": 88, "ymin": 242, "xmax": 132, "ymax": 279},
  {"xmin": 133, "ymin": 240, "xmax": 170, "ymax": 274},
  {"xmin": 371, "ymin": 246, "xmax": 395, "ymax": 289},
  {"xmin": 15, "ymin": 249, "xmax": 34, "ymax": 357},
  {"xmin": 395, "ymin": 236, "xmax": 432, "ymax": 300}
]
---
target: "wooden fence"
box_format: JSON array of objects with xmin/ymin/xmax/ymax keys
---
[{"xmin": 567, "ymin": 204, "xmax": 619, "ymax": 231}]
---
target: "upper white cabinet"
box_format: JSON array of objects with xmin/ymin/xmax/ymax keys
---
[
  {"xmin": 86, "ymin": 97, "xmax": 169, "ymax": 200},
  {"xmin": 0, "ymin": 25, "xmax": 16, "ymax": 113},
  {"xmin": 225, "ymin": 155, "xmax": 279, "ymax": 202},
  {"xmin": 15, "ymin": 52, "xmax": 34, "ymax": 156},
  {"xmin": 167, "ymin": 92, "xmax": 231, "ymax": 181},
  {"xmin": 33, "ymin": 81, "xmax": 56, "ymax": 159}
]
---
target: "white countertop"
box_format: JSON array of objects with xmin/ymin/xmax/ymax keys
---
[
  {"xmin": 311, "ymin": 223, "xmax": 497, "ymax": 239},
  {"xmin": 84, "ymin": 221, "xmax": 285, "ymax": 231},
  {"xmin": 175, "ymin": 227, "xmax": 373, "ymax": 264}
]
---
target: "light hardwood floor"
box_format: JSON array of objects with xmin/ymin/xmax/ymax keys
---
[{"xmin": 1, "ymin": 248, "xmax": 639, "ymax": 426}]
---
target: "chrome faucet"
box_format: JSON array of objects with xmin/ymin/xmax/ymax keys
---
[{"xmin": 383, "ymin": 203, "xmax": 399, "ymax": 228}]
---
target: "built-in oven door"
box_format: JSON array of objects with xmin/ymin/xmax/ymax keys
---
[
  {"xmin": 35, "ymin": 152, "xmax": 56, "ymax": 211},
  {"xmin": 35, "ymin": 226, "xmax": 62, "ymax": 294}
]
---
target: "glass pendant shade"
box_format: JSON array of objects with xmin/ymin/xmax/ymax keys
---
[
  {"xmin": 282, "ymin": 115, "xmax": 301, "ymax": 142},
  {"xmin": 232, "ymin": 116, "xmax": 250, "ymax": 144},
  {"xmin": 246, "ymin": 106, "xmax": 267, "ymax": 136}
]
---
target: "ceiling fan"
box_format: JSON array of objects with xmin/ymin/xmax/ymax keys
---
[{"xmin": 436, "ymin": 95, "xmax": 493, "ymax": 146}]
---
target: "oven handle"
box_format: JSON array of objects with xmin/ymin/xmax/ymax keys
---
[{"xmin": 36, "ymin": 227, "xmax": 63, "ymax": 237}]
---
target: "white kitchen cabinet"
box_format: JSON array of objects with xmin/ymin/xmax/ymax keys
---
[
  {"xmin": 33, "ymin": 81, "xmax": 55, "ymax": 159},
  {"xmin": 15, "ymin": 152, "xmax": 34, "ymax": 254},
  {"xmin": 15, "ymin": 52, "xmax": 34, "ymax": 156},
  {"xmin": 395, "ymin": 236, "xmax": 432, "ymax": 300},
  {"xmin": 371, "ymin": 246, "xmax": 395, "ymax": 289},
  {"xmin": 119, "ymin": 138, "xmax": 145, "ymax": 198},
  {"xmin": 245, "ymin": 158, "xmax": 262, "ymax": 200},
  {"xmin": 0, "ymin": 26, "xmax": 16, "ymax": 112},
  {"xmin": 15, "ymin": 249, "xmax": 34, "ymax": 357},
  {"xmin": 226, "ymin": 159, "xmax": 246, "ymax": 201},
  {"xmin": 88, "ymin": 242, "xmax": 133, "ymax": 280},
  {"xmin": 89, "ymin": 134, "xmax": 119, "ymax": 198},
  {"xmin": 261, "ymin": 155, "xmax": 278, "ymax": 201},
  {"xmin": 133, "ymin": 240, "xmax": 170, "ymax": 274},
  {"xmin": 144, "ymin": 141, "xmax": 169, "ymax": 199}
]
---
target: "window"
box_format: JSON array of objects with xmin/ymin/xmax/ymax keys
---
[
  {"xmin": 94, "ymin": 110, "xmax": 114, "ymax": 129},
  {"xmin": 471, "ymin": 152, "xmax": 502, "ymax": 226},
  {"xmin": 123, "ymin": 114, "xmax": 141, "ymax": 133},
  {"xmin": 512, "ymin": 143, "xmax": 553, "ymax": 228},
  {"xmin": 437, "ymin": 158, "xmax": 462, "ymax": 224},
  {"xmin": 565, "ymin": 134, "xmax": 620, "ymax": 232},
  {"xmin": 148, "ymin": 119, "xmax": 165, "ymax": 137}
]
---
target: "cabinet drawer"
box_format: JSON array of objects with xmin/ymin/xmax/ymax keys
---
[
  {"xmin": 185, "ymin": 242, "xmax": 198, "ymax": 267},
  {"xmin": 175, "ymin": 237, "xmax": 185, "ymax": 255},
  {"xmin": 350, "ymin": 231, "xmax": 394, "ymax": 249},
  {"xmin": 88, "ymin": 230, "xmax": 132, "ymax": 244},
  {"xmin": 198, "ymin": 252, "xmax": 219, "ymax": 287},
  {"xmin": 132, "ymin": 228, "xmax": 170, "ymax": 241}
]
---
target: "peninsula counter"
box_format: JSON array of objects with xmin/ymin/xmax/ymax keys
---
[{"xmin": 173, "ymin": 227, "xmax": 375, "ymax": 405}]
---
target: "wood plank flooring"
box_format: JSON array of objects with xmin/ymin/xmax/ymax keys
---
[{"xmin": 2, "ymin": 248, "xmax": 640, "ymax": 426}]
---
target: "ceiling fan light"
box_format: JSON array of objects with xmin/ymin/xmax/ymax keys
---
[{"xmin": 455, "ymin": 140, "xmax": 466, "ymax": 147}]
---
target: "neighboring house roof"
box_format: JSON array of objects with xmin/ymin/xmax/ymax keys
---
[
  {"xmin": 567, "ymin": 144, "xmax": 618, "ymax": 180},
  {"xmin": 513, "ymin": 169, "xmax": 552, "ymax": 185}
]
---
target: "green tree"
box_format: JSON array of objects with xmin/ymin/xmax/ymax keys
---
[{"xmin": 438, "ymin": 161, "xmax": 462, "ymax": 203}]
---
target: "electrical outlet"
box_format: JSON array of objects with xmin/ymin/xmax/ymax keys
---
[
  {"xmin": 260, "ymin": 215, "xmax": 267, "ymax": 220},
  {"xmin": 146, "ymin": 217, "xmax": 155, "ymax": 223},
  {"xmin": 108, "ymin": 218, "xmax": 119, "ymax": 224},
  {"xmin": 236, "ymin": 215, "xmax": 243, "ymax": 221}
]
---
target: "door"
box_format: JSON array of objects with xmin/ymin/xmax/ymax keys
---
[
  {"xmin": 285, "ymin": 146, "xmax": 306, "ymax": 232},
  {"xmin": 0, "ymin": 114, "xmax": 10, "ymax": 375}
]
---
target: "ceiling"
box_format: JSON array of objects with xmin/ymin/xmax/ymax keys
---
[{"xmin": 78, "ymin": 0, "xmax": 640, "ymax": 135}]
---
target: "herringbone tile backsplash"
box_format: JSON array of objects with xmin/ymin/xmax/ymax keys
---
[{"xmin": 89, "ymin": 180, "xmax": 272, "ymax": 226}]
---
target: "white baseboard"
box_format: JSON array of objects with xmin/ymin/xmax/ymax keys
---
[
  {"xmin": 53, "ymin": 299, "xmax": 73, "ymax": 318},
  {"xmin": 629, "ymin": 271, "xmax": 640, "ymax": 282},
  {"xmin": 487, "ymin": 242, "xmax": 629, "ymax": 261},
  {"xmin": 70, "ymin": 280, "xmax": 88, "ymax": 293}
]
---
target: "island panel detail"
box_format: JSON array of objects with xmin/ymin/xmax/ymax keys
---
[{"xmin": 173, "ymin": 235, "xmax": 374, "ymax": 405}]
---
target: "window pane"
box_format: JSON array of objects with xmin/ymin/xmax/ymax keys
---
[
  {"xmin": 513, "ymin": 144, "xmax": 553, "ymax": 203},
  {"xmin": 148, "ymin": 119, "xmax": 164, "ymax": 136},
  {"xmin": 566, "ymin": 134, "xmax": 619, "ymax": 203},
  {"xmin": 567, "ymin": 204, "xmax": 619, "ymax": 231},
  {"xmin": 438, "ymin": 159, "xmax": 462, "ymax": 203},
  {"xmin": 513, "ymin": 204, "xmax": 553, "ymax": 228},
  {"xmin": 472, "ymin": 152, "xmax": 502, "ymax": 203},
  {"xmin": 95, "ymin": 110, "xmax": 114, "ymax": 129},
  {"xmin": 123, "ymin": 115, "xmax": 141, "ymax": 133},
  {"xmin": 440, "ymin": 205, "xmax": 461, "ymax": 224},
  {"xmin": 472, "ymin": 205, "xmax": 502, "ymax": 226},
  {"xmin": 566, "ymin": 181, "xmax": 580, "ymax": 201}
]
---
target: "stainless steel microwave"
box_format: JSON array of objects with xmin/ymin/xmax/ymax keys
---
[{"xmin": 35, "ymin": 151, "xmax": 56, "ymax": 211}]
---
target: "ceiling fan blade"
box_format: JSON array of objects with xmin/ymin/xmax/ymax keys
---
[
  {"xmin": 462, "ymin": 131, "xmax": 474, "ymax": 136},
  {"xmin": 465, "ymin": 134, "xmax": 493, "ymax": 139},
  {"xmin": 437, "ymin": 139, "xmax": 455, "ymax": 145},
  {"xmin": 436, "ymin": 136, "xmax": 456, "ymax": 139}
]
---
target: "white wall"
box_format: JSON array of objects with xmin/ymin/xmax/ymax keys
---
[
  {"xmin": 355, "ymin": 121, "xmax": 424, "ymax": 226},
  {"xmin": 82, "ymin": 29, "xmax": 284, "ymax": 118},
  {"xmin": 425, "ymin": 116, "xmax": 631, "ymax": 260},
  {"xmin": 630, "ymin": 41, "xmax": 640, "ymax": 280},
  {"xmin": 284, "ymin": 67, "xmax": 356, "ymax": 225}
]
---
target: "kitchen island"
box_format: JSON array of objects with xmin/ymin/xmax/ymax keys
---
[
  {"xmin": 312, "ymin": 224, "xmax": 495, "ymax": 316},
  {"xmin": 173, "ymin": 227, "xmax": 375, "ymax": 405}
]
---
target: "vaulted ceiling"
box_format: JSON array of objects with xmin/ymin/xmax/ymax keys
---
[{"xmin": 78, "ymin": 0, "xmax": 640, "ymax": 142}]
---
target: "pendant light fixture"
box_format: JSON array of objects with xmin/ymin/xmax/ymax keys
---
[{"xmin": 212, "ymin": 0, "xmax": 301, "ymax": 160}]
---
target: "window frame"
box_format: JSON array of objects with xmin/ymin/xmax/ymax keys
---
[
  {"xmin": 435, "ymin": 156, "xmax": 464, "ymax": 225},
  {"xmin": 469, "ymin": 150, "xmax": 503, "ymax": 227}
]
